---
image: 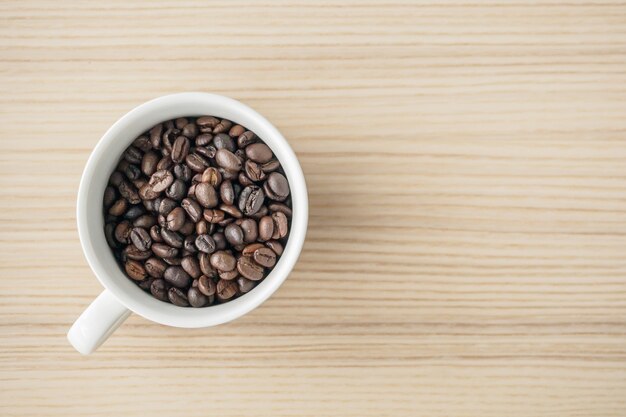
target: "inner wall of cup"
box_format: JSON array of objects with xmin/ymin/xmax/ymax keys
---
[{"xmin": 82, "ymin": 95, "xmax": 307, "ymax": 324}]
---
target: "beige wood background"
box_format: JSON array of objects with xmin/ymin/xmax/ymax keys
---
[{"xmin": 2, "ymin": 1, "xmax": 626, "ymax": 416}]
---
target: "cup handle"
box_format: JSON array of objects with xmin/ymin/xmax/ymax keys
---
[{"xmin": 67, "ymin": 289, "xmax": 131, "ymax": 355}]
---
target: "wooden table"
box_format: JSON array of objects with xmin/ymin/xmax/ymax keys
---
[{"xmin": 2, "ymin": 1, "xmax": 626, "ymax": 416}]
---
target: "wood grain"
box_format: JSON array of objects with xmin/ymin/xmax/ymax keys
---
[{"xmin": 1, "ymin": 1, "xmax": 626, "ymax": 416}]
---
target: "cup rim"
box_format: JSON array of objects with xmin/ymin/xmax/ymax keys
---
[{"xmin": 77, "ymin": 93, "xmax": 308, "ymax": 328}]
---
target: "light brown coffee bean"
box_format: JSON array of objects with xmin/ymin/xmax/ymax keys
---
[
  {"xmin": 156, "ymin": 155, "xmax": 174, "ymax": 170},
  {"xmin": 245, "ymin": 160, "xmax": 266, "ymax": 182},
  {"xmin": 261, "ymin": 159, "xmax": 281, "ymax": 173},
  {"xmin": 203, "ymin": 209, "xmax": 225, "ymax": 223},
  {"xmin": 213, "ymin": 119, "xmax": 232, "ymax": 134},
  {"xmin": 229, "ymin": 124, "xmax": 245, "ymax": 138},
  {"xmin": 201, "ymin": 167, "xmax": 222, "ymax": 186},
  {"xmin": 210, "ymin": 251, "xmax": 236, "ymax": 271},
  {"xmin": 272, "ymin": 212, "xmax": 289, "ymax": 238},
  {"xmin": 265, "ymin": 240, "xmax": 284, "ymax": 256},
  {"xmin": 216, "ymin": 279, "xmax": 237, "ymax": 300},
  {"xmin": 196, "ymin": 219, "xmax": 208, "ymax": 235},
  {"xmin": 220, "ymin": 204, "xmax": 242, "ymax": 219},
  {"xmin": 237, "ymin": 256, "xmax": 264, "ymax": 281},
  {"xmin": 245, "ymin": 143, "xmax": 273, "ymax": 164},
  {"xmin": 181, "ymin": 122, "xmax": 198, "ymax": 139},
  {"xmin": 195, "ymin": 133, "xmax": 213, "ymax": 146},
  {"xmin": 240, "ymin": 218, "xmax": 258, "ymax": 243},
  {"xmin": 215, "ymin": 149, "xmax": 242, "ymax": 172},
  {"xmin": 152, "ymin": 243, "xmax": 178, "ymax": 258},
  {"xmin": 253, "ymin": 247, "xmax": 277, "ymax": 267},
  {"xmin": 198, "ymin": 275, "xmax": 216, "ymax": 296},
  {"xmin": 242, "ymin": 243, "xmax": 264, "ymax": 256},
  {"xmin": 149, "ymin": 170, "xmax": 174, "ymax": 193},
  {"xmin": 237, "ymin": 131, "xmax": 256, "ymax": 148},
  {"xmin": 125, "ymin": 260, "xmax": 147, "ymax": 281},
  {"xmin": 149, "ymin": 124, "xmax": 163, "ymax": 149},
  {"xmin": 138, "ymin": 184, "xmax": 159, "ymax": 200},
  {"xmin": 198, "ymin": 253, "xmax": 214, "ymax": 276},
  {"xmin": 217, "ymin": 268, "xmax": 237, "ymax": 280},
  {"xmin": 197, "ymin": 116, "xmax": 219, "ymax": 132},
  {"xmin": 258, "ymin": 216, "xmax": 274, "ymax": 241}
]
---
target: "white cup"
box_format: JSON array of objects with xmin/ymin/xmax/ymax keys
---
[{"xmin": 68, "ymin": 93, "xmax": 308, "ymax": 355}]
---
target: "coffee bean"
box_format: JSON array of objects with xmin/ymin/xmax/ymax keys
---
[
  {"xmin": 150, "ymin": 279, "xmax": 168, "ymax": 301},
  {"xmin": 152, "ymin": 243, "xmax": 178, "ymax": 258},
  {"xmin": 242, "ymin": 243, "xmax": 265, "ymax": 256},
  {"xmin": 115, "ymin": 221, "xmax": 132, "ymax": 243},
  {"xmin": 272, "ymin": 212, "xmax": 289, "ymax": 239},
  {"xmin": 245, "ymin": 143, "xmax": 273, "ymax": 164},
  {"xmin": 229, "ymin": 125, "xmax": 245, "ymax": 138},
  {"xmin": 163, "ymin": 257, "xmax": 182, "ymax": 266},
  {"xmin": 265, "ymin": 240, "xmax": 284, "ymax": 256},
  {"xmin": 198, "ymin": 275, "xmax": 216, "ymax": 296},
  {"xmin": 105, "ymin": 223, "xmax": 118, "ymax": 248},
  {"xmin": 249, "ymin": 204, "xmax": 269, "ymax": 220},
  {"xmin": 185, "ymin": 153, "xmax": 210, "ymax": 172},
  {"xmin": 133, "ymin": 213, "xmax": 156, "ymax": 228},
  {"xmin": 124, "ymin": 146, "xmax": 143, "ymax": 164},
  {"xmin": 200, "ymin": 167, "xmax": 221, "ymax": 186},
  {"xmin": 197, "ymin": 116, "xmax": 219, "ymax": 132},
  {"xmin": 261, "ymin": 159, "xmax": 281, "ymax": 173},
  {"xmin": 156, "ymin": 155, "xmax": 174, "ymax": 171},
  {"xmin": 195, "ymin": 234, "xmax": 216, "ymax": 254},
  {"xmin": 181, "ymin": 122, "xmax": 198, "ymax": 139},
  {"xmin": 171, "ymin": 136, "xmax": 190, "ymax": 163},
  {"xmin": 181, "ymin": 256, "xmax": 202, "ymax": 278},
  {"xmin": 103, "ymin": 186, "xmax": 117, "ymax": 209},
  {"xmin": 210, "ymin": 251, "xmax": 236, "ymax": 271},
  {"xmin": 124, "ymin": 164, "xmax": 142, "ymax": 181},
  {"xmin": 123, "ymin": 245, "xmax": 152, "ymax": 261},
  {"xmin": 258, "ymin": 215, "xmax": 274, "ymax": 241},
  {"xmin": 124, "ymin": 205, "xmax": 144, "ymax": 220},
  {"xmin": 149, "ymin": 225, "xmax": 163, "ymax": 243},
  {"xmin": 238, "ymin": 185, "xmax": 265, "ymax": 216},
  {"xmin": 183, "ymin": 235, "xmax": 197, "ymax": 253},
  {"xmin": 245, "ymin": 160, "xmax": 266, "ymax": 182},
  {"xmin": 253, "ymin": 247, "xmax": 277, "ymax": 267},
  {"xmin": 166, "ymin": 179, "xmax": 187, "ymax": 201},
  {"xmin": 179, "ymin": 220, "xmax": 196, "ymax": 236},
  {"xmin": 196, "ymin": 133, "xmax": 213, "ymax": 146},
  {"xmin": 238, "ymin": 172, "xmax": 254, "ymax": 187},
  {"xmin": 224, "ymin": 223, "xmax": 244, "ymax": 246},
  {"xmin": 216, "ymin": 279, "xmax": 237, "ymax": 300},
  {"xmin": 198, "ymin": 253, "xmax": 214, "ymax": 276},
  {"xmin": 213, "ymin": 119, "xmax": 232, "ymax": 134},
  {"xmin": 195, "ymin": 182, "xmax": 219, "ymax": 208},
  {"xmin": 164, "ymin": 266, "xmax": 191, "ymax": 288},
  {"xmin": 150, "ymin": 124, "xmax": 163, "ymax": 149},
  {"xmin": 158, "ymin": 198, "xmax": 177, "ymax": 216},
  {"xmin": 138, "ymin": 277, "xmax": 155, "ymax": 291},
  {"xmin": 133, "ymin": 136, "xmax": 152, "ymax": 152},
  {"xmin": 213, "ymin": 133, "xmax": 236, "ymax": 152},
  {"xmin": 175, "ymin": 117, "xmax": 188, "ymax": 130},
  {"xmin": 168, "ymin": 287, "xmax": 189, "ymax": 306},
  {"xmin": 188, "ymin": 287, "xmax": 208, "ymax": 307},
  {"xmin": 269, "ymin": 202, "xmax": 292, "ymax": 217},
  {"xmin": 237, "ymin": 131, "xmax": 256, "ymax": 148},
  {"xmin": 145, "ymin": 257, "xmax": 167, "ymax": 278},
  {"xmin": 166, "ymin": 207, "xmax": 186, "ymax": 231},
  {"xmin": 212, "ymin": 232, "xmax": 227, "ymax": 250},
  {"xmin": 138, "ymin": 184, "xmax": 158, "ymax": 200},
  {"xmin": 149, "ymin": 170, "xmax": 174, "ymax": 193},
  {"xmin": 240, "ymin": 218, "xmax": 260, "ymax": 242},
  {"xmin": 196, "ymin": 219, "xmax": 208, "ymax": 235},
  {"xmin": 219, "ymin": 269, "xmax": 238, "ymax": 280},
  {"xmin": 215, "ymin": 149, "xmax": 242, "ymax": 172},
  {"xmin": 181, "ymin": 198, "xmax": 202, "ymax": 222},
  {"xmin": 130, "ymin": 227, "xmax": 152, "ymax": 251},
  {"xmin": 237, "ymin": 256, "xmax": 264, "ymax": 280},
  {"xmin": 109, "ymin": 171, "xmax": 124, "ymax": 187},
  {"xmin": 125, "ymin": 260, "xmax": 147, "ymax": 281},
  {"xmin": 266, "ymin": 172, "xmax": 290, "ymax": 200},
  {"xmin": 220, "ymin": 204, "xmax": 242, "ymax": 219},
  {"xmin": 203, "ymin": 209, "xmax": 225, "ymax": 223},
  {"xmin": 158, "ymin": 214, "xmax": 168, "ymax": 228},
  {"xmin": 237, "ymin": 277, "xmax": 256, "ymax": 293},
  {"xmin": 118, "ymin": 180, "xmax": 141, "ymax": 204},
  {"xmin": 219, "ymin": 180, "xmax": 235, "ymax": 205},
  {"xmin": 161, "ymin": 228, "xmax": 183, "ymax": 248}
]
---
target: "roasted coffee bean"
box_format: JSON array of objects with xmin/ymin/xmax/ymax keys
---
[
  {"xmin": 152, "ymin": 243, "xmax": 178, "ymax": 258},
  {"xmin": 213, "ymin": 119, "xmax": 232, "ymax": 134},
  {"xmin": 245, "ymin": 143, "xmax": 273, "ymax": 163},
  {"xmin": 173, "ymin": 164, "xmax": 191, "ymax": 181},
  {"xmin": 181, "ymin": 122, "xmax": 199, "ymax": 139},
  {"xmin": 185, "ymin": 153, "xmax": 210, "ymax": 172},
  {"xmin": 237, "ymin": 131, "xmax": 256, "ymax": 148},
  {"xmin": 196, "ymin": 133, "xmax": 213, "ymax": 146},
  {"xmin": 237, "ymin": 277, "xmax": 256, "ymax": 293},
  {"xmin": 266, "ymin": 172, "xmax": 290, "ymax": 200},
  {"xmin": 197, "ymin": 116, "xmax": 219, "ymax": 132},
  {"xmin": 268, "ymin": 202, "xmax": 292, "ymax": 217},
  {"xmin": 179, "ymin": 220, "xmax": 195, "ymax": 236},
  {"xmin": 115, "ymin": 221, "xmax": 132, "ymax": 243},
  {"xmin": 124, "ymin": 163, "xmax": 141, "ymax": 181},
  {"xmin": 238, "ymin": 171, "xmax": 254, "ymax": 187},
  {"xmin": 249, "ymin": 204, "xmax": 269, "ymax": 220},
  {"xmin": 123, "ymin": 244, "xmax": 152, "ymax": 261},
  {"xmin": 272, "ymin": 212, "xmax": 289, "ymax": 238},
  {"xmin": 266, "ymin": 240, "xmax": 284, "ymax": 256},
  {"xmin": 245, "ymin": 160, "xmax": 266, "ymax": 182},
  {"xmin": 109, "ymin": 171, "xmax": 124, "ymax": 187},
  {"xmin": 238, "ymin": 185, "xmax": 265, "ymax": 216},
  {"xmin": 175, "ymin": 117, "xmax": 188, "ymax": 129},
  {"xmin": 124, "ymin": 146, "xmax": 143, "ymax": 164},
  {"xmin": 203, "ymin": 209, "xmax": 225, "ymax": 224},
  {"xmin": 198, "ymin": 253, "xmax": 214, "ymax": 276},
  {"xmin": 258, "ymin": 215, "xmax": 274, "ymax": 241},
  {"xmin": 161, "ymin": 228, "xmax": 184, "ymax": 248},
  {"xmin": 132, "ymin": 178, "xmax": 148, "ymax": 191},
  {"xmin": 166, "ymin": 179, "xmax": 187, "ymax": 201},
  {"xmin": 158, "ymin": 198, "xmax": 177, "ymax": 216},
  {"xmin": 181, "ymin": 256, "xmax": 202, "ymax": 278},
  {"xmin": 171, "ymin": 136, "xmax": 190, "ymax": 163},
  {"xmin": 215, "ymin": 149, "xmax": 242, "ymax": 172},
  {"xmin": 130, "ymin": 227, "xmax": 152, "ymax": 251},
  {"xmin": 149, "ymin": 170, "xmax": 174, "ymax": 193},
  {"xmin": 196, "ymin": 219, "xmax": 208, "ymax": 235},
  {"xmin": 195, "ymin": 182, "xmax": 219, "ymax": 208},
  {"xmin": 220, "ymin": 204, "xmax": 242, "ymax": 219},
  {"xmin": 221, "ymin": 167, "xmax": 238, "ymax": 180},
  {"xmin": 210, "ymin": 251, "xmax": 236, "ymax": 271},
  {"xmin": 103, "ymin": 186, "xmax": 117, "ymax": 209},
  {"xmin": 180, "ymin": 198, "xmax": 202, "ymax": 222},
  {"xmin": 183, "ymin": 235, "xmax": 197, "ymax": 253},
  {"xmin": 149, "ymin": 124, "xmax": 163, "ymax": 149},
  {"xmin": 125, "ymin": 260, "xmax": 147, "ymax": 281},
  {"xmin": 216, "ymin": 279, "xmax": 237, "ymax": 300},
  {"xmin": 196, "ymin": 145, "xmax": 217, "ymax": 159},
  {"xmin": 168, "ymin": 287, "xmax": 189, "ymax": 306},
  {"xmin": 164, "ymin": 266, "xmax": 191, "ymax": 288},
  {"xmin": 166, "ymin": 207, "xmax": 186, "ymax": 231},
  {"xmin": 195, "ymin": 234, "xmax": 216, "ymax": 254},
  {"xmin": 188, "ymin": 287, "xmax": 208, "ymax": 307},
  {"xmin": 198, "ymin": 275, "xmax": 216, "ymax": 296},
  {"xmin": 213, "ymin": 133, "xmax": 236, "ymax": 152},
  {"xmin": 219, "ymin": 269, "xmax": 238, "ymax": 280},
  {"xmin": 158, "ymin": 214, "xmax": 168, "ymax": 228},
  {"xmin": 254, "ymin": 247, "xmax": 277, "ymax": 267},
  {"xmin": 229, "ymin": 124, "xmax": 245, "ymax": 138},
  {"xmin": 163, "ymin": 257, "xmax": 182, "ymax": 266},
  {"xmin": 105, "ymin": 223, "xmax": 118, "ymax": 248},
  {"xmin": 149, "ymin": 225, "xmax": 163, "ymax": 243},
  {"xmin": 217, "ymin": 180, "xmax": 234, "ymax": 205},
  {"xmin": 133, "ymin": 214, "xmax": 156, "ymax": 228},
  {"xmin": 201, "ymin": 167, "xmax": 221, "ymax": 186},
  {"xmin": 124, "ymin": 205, "xmax": 144, "ymax": 220},
  {"xmin": 118, "ymin": 180, "xmax": 141, "ymax": 204},
  {"xmin": 138, "ymin": 277, "xmax": 155, "ymax": 291},
  {"xmin": 242, "ymin": 243, "xmax": 265, "ymax": 256},
  {"xmin": 212, "ymin": 232, "xmax": 227, "ymax": 250},
  {"xmin": 138, "ymin": 184, "xmax": 159, "ymax": 200},
  {"xmin": 238, "ymin": 219, "xmax": 258, "ymax": 243},
  {"xmin": 224, "ymin": 223, "xmax": 244, "ymax": 246},
  {"xmin": 261, "ymin": 159, "xmax": 281, "ymax": 173},
  {"xmin": 237, "ymin": 256, "xmax": 264, "ymax": 281},
  {"xmin": 150, "ymin": 279, "xmax": 168, "ymax": 301},
  {"xmin": 156, "ymin": 155, "xmax": 174, "ymax": 170},
  {"xmin": 133, "ymin": 136, "xmax": 152, "ymax": 152},
  {"xmin": 145, "ymin": 257, "xmax": 167, "ymax": 278}
]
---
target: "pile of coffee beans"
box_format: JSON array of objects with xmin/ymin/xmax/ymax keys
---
[{"xmin": 103, "ymin": 116, "xmax": 291, "ymax": 307}]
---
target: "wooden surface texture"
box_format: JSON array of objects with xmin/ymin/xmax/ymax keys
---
[{"xmin": 1, "ymin": 1, "xmax": 626, "ymax": 416}]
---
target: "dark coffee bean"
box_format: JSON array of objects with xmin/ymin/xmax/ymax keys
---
[
  {"xmin": 249, "ymin": 204, "xmax": 269, "ymax": 220},
  {"xmin": 197, "ymin": 116, "xmax": 219, "ymax": 132},
  {"xmin": 196, "ymin": 219, "xmax": 208, "ymax": 235},
  {"xmin": 182, "ymin": 122, "xmax": 198, "ymax": 139},
  {"xmin": 213, "ymin": 133, "xmax": 236, "ymax": 152},
  {"xmin": 197, "ymin": 145, "xmax": 217, "ymax": 159},
  {"xmin": 269, "ymin": 202, "xmax": 292, "ymax": 217},
  {"xmin": 158, "ymin": 198, "xmax": 177, "ymax": 216},
  {"xmin": 124, "ymin": 205, "xmax": 144, "ymax": 220},
  {"xmin": 138, "ymin": 184, "xmax": 158, "ymax": 200},
  {"xmin": 237, "ymin": 256, "xmax": 264, "ymax": 280},
  {"xmin": 196, "ymin": 133, "xmax": 213, "ymax": 146},
  {"xmin": 198, "ymin": 253, "xmax": 214, "ymax": 276},
  {"xmin": 103, "ymin": 186, "xmax": 117, "ymax": 209},
  {"xmin": 133, "ymin": 136, "xmax": 152, "ymax": 152},
  {"xmin": 149, "ymin": 170, "xmax": 174, "ymax": 193},
  {"xmin": 168, "ymin": 287, "xmax": 189, "ymax": 307},
  {"xmin": 183, "ymin": 235, "xmax": 197, "ymax": 253},
  {"xmin": 224, "ymin": 223, "xmax": 244, "ymax": 246},
  {"xmin": 238, "ymin": 172, "xmax": 254, "ymax": 187},
  {"xmin": 133, "ymin": 214, "xmax": 156, "ymax": 228},
  {"xmin": 237, "ymin": 131, "xmax": 256, "ymax": 148},
  {"xmin": 179, "ymin": 220, "xmax": 196, "ymax": 236},
  {"xmin": 166, "ymin": 207, "xmax": 186, "ymax": 231},
  {"xmin": 124, "ymin": 146, "xmax": 143, "ymax": 164},
  {"xmin": 138, "ymin": 277, "xmax": 155, "ymax": 291},
  {"xmin": 265, "ymin": 172, "xmax": 290, "ymax": 200},
  {"xmin": 150, "ymin": 279, "xmax": 168, "ymax": 301},
  {"xmin": 210, "ymin": 251, "xmax": 236, "ymax": 271},
  {"xmin": 124, "ymin": 163, "xmax": 141, "ymax": 181},
  {"xmin": 220, "ymin": 204, "xmax": 242, "ymax": 219},
  {"xmin": 171, "ymin": 136, "xmax": 190, "ymax": 163},
  {"xmin": 156, "ymin": 155, "xmax": 174, "ymax": 170},
  {"xmin": 181, "ymin": 198, "xmax": 202, "ymax": 222},
  {"xmin": 149, "ymin": 225, "xmax": 163, "ymax": 243},
  {"xmin": 218, "ymin": 218, "xmax": 235, "ymax": 227},
  {"xmin": 201, "ymin": 167, "xmax": 222, "ymax": 187},
  {"xmin": 181, "ymin": 256, "xmax": 202, "ymax": 278},
  {"xmin": 240, "ymin": 219, "xmax": 259, "ymax": 243},
  {"xmin": 118, "ymin": 180, "xmax": 141, "ymax": 204},
  {"xmin": 150, "ymin": 124, "xmax": 163, "ymax": 149},
  {"xmin": 123, "ymin": 244, "xmax": 152, "ymax": 261},
  {"xmin": 229, "ymin": 124, "xmax": 245, "ymax": 138},
  {"xmin": 258, "ymin": 215, "xmax": 274, "ymax": 241},
  {"xmin": 245, "ymin": 143, "xmax": 273, "ymax": 164},
  {"xmin": 220, "ymin": 167, "xmax": 238, "ymax": 181},
  {"xmin": 219, "ymin": 269, "xmax": 238, "ymax": 280},
  {"xmin": 188, "ymin": 287, "xmax": 208, "ymax": 307},
  {"xmin": 125, "ymin": 260, "xmax": 147, "ymax": 281},
  {"xmin": 212, "ymin": 232, "xmax": 227, "ymax": 250},
  {"xmin": 130, "ymin": 227, "xmax": 152, "ymax": 251},
  {"xmin": 265, "ymin": 240, "xmax": 284, "ymax": 256},
  {"xmin": 109, "ymin": 171, "xmax": 124, "ymax": 187},
  {"xmin": 163, "ymin": 257, "xmax": 182, "ymax": 266},
  {"xmin": 194, "ymin": 182, "xmax": 218, "ymax": 209},
  {"xmin": 238, "ymin": 185, "xmax": 265, "ymax": 216},
  {"xmin": 152, "ymin": 243, "xmax": 178, "ymax": 258},
  {"xmin": 195, "ymin": 234, "xmax": 216, "ymax": 254},
  {"xmin": 261, "ymin": 159, "xmax": 281, "ymax": 173},
  {"xmin": 175, "ymin": 117, "xmax": 188, "ymax": 130},
  {"xmin": 145, "ymin": 257, "xmax": 167, "ymax": 278},
  {"xmin": 203, "ymin": 209, "xmax": 225, "ymax": 224},
  {"xmin": 105, "ymin": 223, "xmax": 118, "ymax": 248},
  {"xmin": 173, "ymin": 164, "xmax": 191, "ymax": 181},
  {"xmin": 198, "ymin": 275, "xmax": 216, "ymax": 296},
  {"xmin": 216, "ymin": 279, "xmax": 237, "ymax": 300},
  {"xmin": 219, "ymin": 180, "xmax": 235, "ymax": 205},
  {"xmin": 164, "ymin": 266, "xmax": 191, "ymax": 288},
  {"xmin": 245, "ymin": 160, "xmax": 266, "ymax": 182},
  {"xmin": 272, "ymin": 212, "xmax": 289, "ymax": 238},
  {"xmin": 237, "ymin": 277, "xmax": 256, "ymax": 293},
  {"xmin": 185, "ymin": 153, "xmax": 210, "ymax": 172},
  {"xmin": 158, "ymin": 214, "xmax": 168, "ymax": 228},
  {"xmin": 161, "ymin": 228, "xmax": 184, "ymax": 248},
  {"xmin": 253, "ymin": 247, "xmax": 277, "ymax": 267},
  {"xmin": 143, "ymin": 197, "xmax": 157, "ymax": 212},
  {"xmin": 215, "ymin": 149, "xmax": 242, "ymax": 172},
  {"xmin": 115, "ymin": 221, "xmax": 132, "ymax": 243},
  {"xmin": 166, "ymin": 179, "xmax": 187, "ymax": 201},
  {"xmin": 213, "ymin": 119, "xmax": 232, "ymax": 134}
]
